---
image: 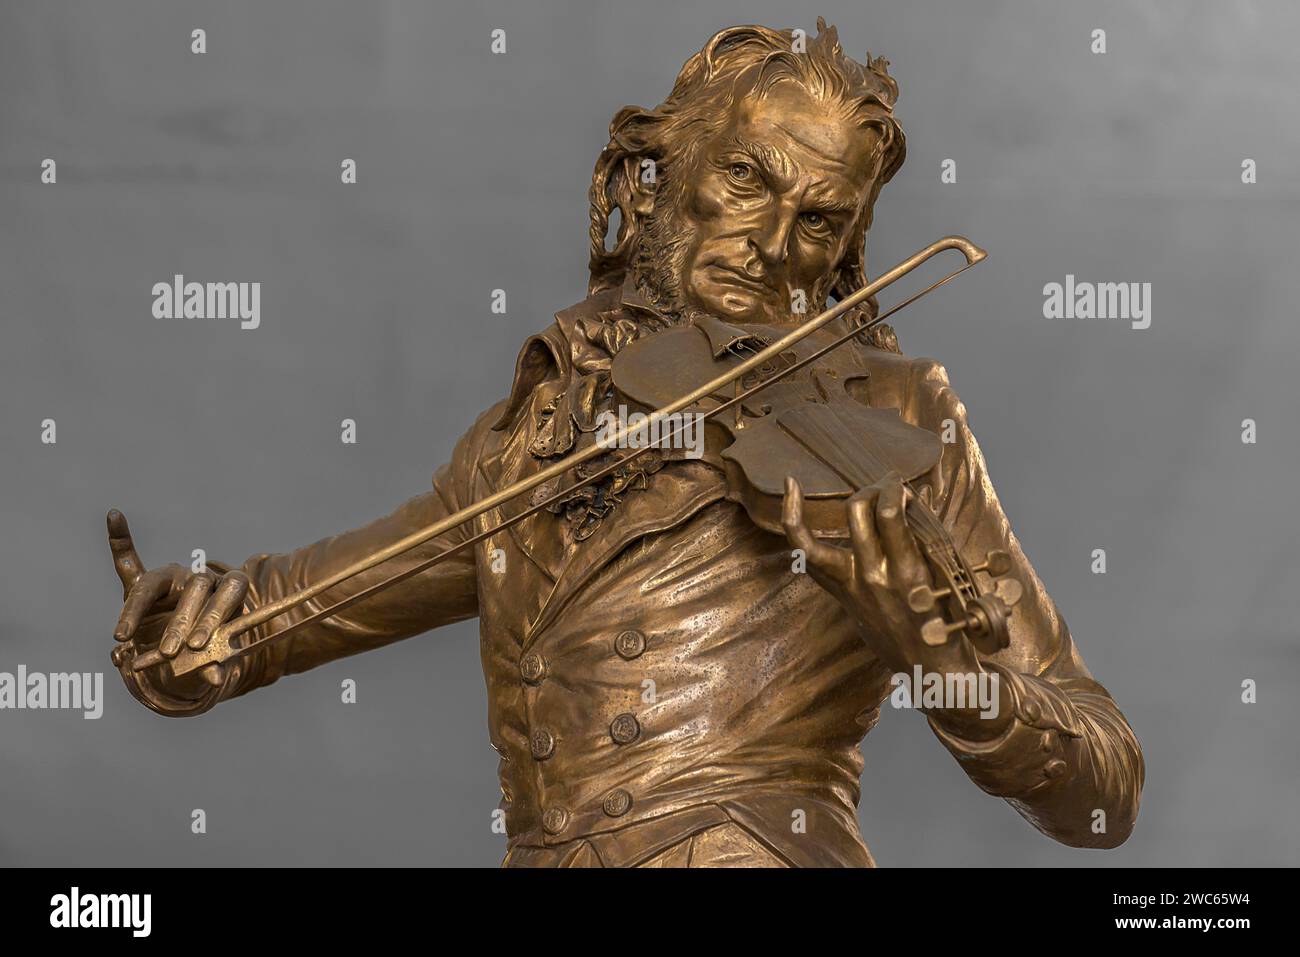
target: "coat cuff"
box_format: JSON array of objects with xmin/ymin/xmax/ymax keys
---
[{"xmin": 927, "ymin": 662, "xmax": 1084, "ymax": 799}]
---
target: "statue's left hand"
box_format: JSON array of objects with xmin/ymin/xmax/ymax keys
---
[{"xmin": 780, "ymin": 472, "xmax": 983, "ymax": 682}]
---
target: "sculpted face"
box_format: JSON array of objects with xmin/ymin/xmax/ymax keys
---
[{"xmin": 673, "ymin": 81, "xmax": 883, "ymax": 324}]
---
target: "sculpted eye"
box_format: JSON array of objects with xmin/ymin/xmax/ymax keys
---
[
  {"xmin": 728, "ymin": 162, "xmax": 754, "ymax": 182},
  {"xmin": 801, "ymin": 212, "xmax": 827, "ymax": 230}
]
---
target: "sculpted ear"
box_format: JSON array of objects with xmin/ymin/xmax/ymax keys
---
[
  {"xmin": 606, "ymin": 107, "xmax": 662, "ymax": 218},
  {"xmin": 623, "ymin": 155, "xmax": 656, "ymax": 216}
]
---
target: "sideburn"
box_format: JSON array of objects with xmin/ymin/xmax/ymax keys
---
[{"xmin": 631, "ymin": 173, "xmax": 696, "ymax": 319}]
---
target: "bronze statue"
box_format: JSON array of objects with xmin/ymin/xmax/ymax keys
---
[{"xmin": 107, "ymin": 21, "xmax": 1143, "ymax": 867}]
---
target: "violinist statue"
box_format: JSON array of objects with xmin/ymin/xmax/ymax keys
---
[{"xmin": 106, "ymin": 21, "xmax": 1143, "ymax": 866}]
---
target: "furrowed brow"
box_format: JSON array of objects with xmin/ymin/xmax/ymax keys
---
[
  {"xmin": 722, "ymin": 136, "xmax": 796, "ymax": 189},
  {"xmin": 804, "ymin": 194, "xmax": 859, "ymax": 215},
  {"xmin": 800, "ymin": 188, "xmax": 863, "ymax": 214}
]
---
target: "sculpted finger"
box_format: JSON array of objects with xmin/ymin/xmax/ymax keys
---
[
  {"xmin": 110, "ymin": 642, "xmax": 133, "ymax": 669},
  {"xmin": 187, "ymin": 571, "xmax": 249, "ymax": 650},
  {"xmin": 107, "ymin": 509, "xmax": 146, "ymax": 594},
  {"xmin": 876, "ymin": 476, "xmax": 926, "ymax": 584},
  {"xmin": 159, "ymin": 573, "xmax": 216, "ymax": 658},
  {"xmin": 782, "ymin": 477, "xmax": 850, "ymax": 581},
  {"xmin": 848, "ymin": 485, "xmax": 886, "ymax": 584},
  {"xmin": 115, "ymin": 568, "xmax": 176, "ymax": 642}
]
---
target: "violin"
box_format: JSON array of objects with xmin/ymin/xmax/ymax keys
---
[
  {"xmin": 132, "ymin": 235, "xmax": 1018, "ymax": 677},
  {"xmin": 611, "ymin": 307, "xmax": 1023, "ymax": 654}
]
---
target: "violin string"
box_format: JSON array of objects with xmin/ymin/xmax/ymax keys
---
[{"xmin": 212, "ymin": 261, "xmax": 979, "ymax": 662}]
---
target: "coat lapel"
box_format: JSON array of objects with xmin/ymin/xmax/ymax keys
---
[
  {"xmin": 479, "ymin": 399, "xmax": 728, "ymax": 644},
  {"xmin": 523, "ymin": 461, "xmax": 727, "ymax": 644}
]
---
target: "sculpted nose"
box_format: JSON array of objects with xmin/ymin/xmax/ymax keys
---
[{"xmin": 747, "ymin": 205, "xmax": 796, "ymax": 273}]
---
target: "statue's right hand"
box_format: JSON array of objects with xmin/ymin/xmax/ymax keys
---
[{"xmin": 107, "ymin": 509, "xmax": 248, "ymax": 698}]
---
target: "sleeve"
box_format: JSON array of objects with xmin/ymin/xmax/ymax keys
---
[
  {"xmin": 898, "ymin": 356, "xmax": 1145, "ymax": 848},
  {"xmin": 129, "ymin": 403, "xmax": 500, "ymax": 716}
]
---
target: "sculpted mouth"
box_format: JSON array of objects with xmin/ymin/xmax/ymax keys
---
[{"xmin": 710, "ymin": 265, "xmax": 772, "ymax": 294}]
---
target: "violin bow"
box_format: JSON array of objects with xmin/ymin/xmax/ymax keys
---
[{"xmin": 134, "ymin": 235, "xmax": 987, "ymax": 678}]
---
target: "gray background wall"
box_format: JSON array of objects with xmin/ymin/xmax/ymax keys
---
[{"xmin": 1, "ymin": 0, "xmax": 1296, "ymax": 866}]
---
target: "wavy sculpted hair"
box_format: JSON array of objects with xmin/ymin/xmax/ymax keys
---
[{"xmin": 586, "ymin": 19, "xmax": 907, "ymax": 315}]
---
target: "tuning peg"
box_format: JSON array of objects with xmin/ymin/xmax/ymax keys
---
[
  {"xmin": 919, "ymin": 592, "xmax": 1014, "ymax": 652},
  {"xmin": 921, "ymin": 615, "xmax": 966, "ymax": 647},
  {"xmin": 907, "ymin": 583, "xmax": 952, "ymax": 615},
  {"xmin": 971, "ymin": 549, "xmax": 1013, "ymax": 577},
  {"xmin": 995, "ymin": 577, "xmax": 1023, "ymax": 608}
]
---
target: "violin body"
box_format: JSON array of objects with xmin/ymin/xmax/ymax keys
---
[
  {"xmin": 612, "ymin": 315, "xmax": 1021, "ymax": 655},
  {"xmin": 611, "ymin": 316, "xmax": 942, "ymax": 534}
]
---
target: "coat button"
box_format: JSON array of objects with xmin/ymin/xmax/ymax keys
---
[
  {"xmin": 614, "ymin": 629, "xmax": 646, "ymax": 660},
  {"xmin": 530, "ymin": 728, "xmax": 556, "ymax": 760},
  {"xmin": 519, "ymin": 653, "xmax": 547, "ymax": 685},
  {"xmin": 602, "ymin": 788, "xmax": 633, "ymax": 818},
  {"xmin": 609, "ymin": 712, "xmax": 640, "ymax": 744},
  {"xmin": 541, "ymin": 805, "xmax": 570, "ymax": 834}
]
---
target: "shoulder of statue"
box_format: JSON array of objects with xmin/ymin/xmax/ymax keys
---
[
  {"xmin": 553, "ymin": 282, "xmax": 623, "ymax": 329},
  {"xmin": 489, "ymin": 286, "xmax": 620, "ymax": 433},
  {"xmin": 853, "ymin": 338, "xmax": 952, "ymax": 406}
]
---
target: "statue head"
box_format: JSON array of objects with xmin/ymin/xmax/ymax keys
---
[{"xmin": 587, "ymin": 19, "xmax": 906, "ymax": 326}]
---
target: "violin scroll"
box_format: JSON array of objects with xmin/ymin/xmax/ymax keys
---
[{"xmin": 909, "ymin": 548, "xmax": 1024, "ymax": 655}]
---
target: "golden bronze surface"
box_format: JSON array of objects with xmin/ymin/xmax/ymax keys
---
[{"xmin": 106, "ymin": 21, "xmax": 1143, "ymax": 866}]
